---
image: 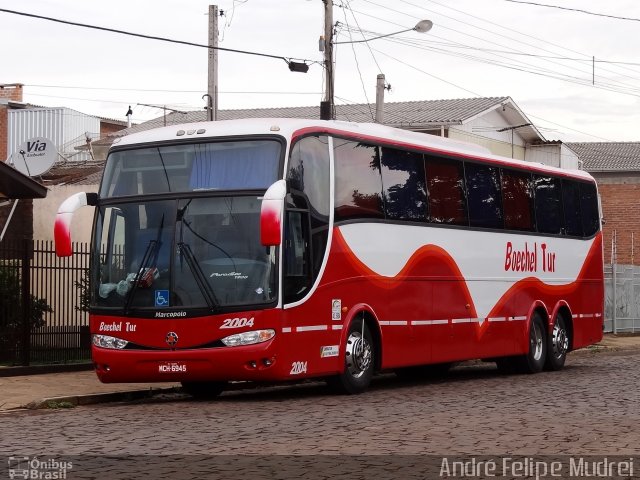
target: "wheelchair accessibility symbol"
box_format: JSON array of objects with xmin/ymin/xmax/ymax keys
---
[{"xmin": 155, "ymin": 290, "xmax": 170, "ymax": 307}]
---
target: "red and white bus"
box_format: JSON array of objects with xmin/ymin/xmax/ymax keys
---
[{"xmin": 55, "ymin": 118, "xmax": 604, "ymax": 396}]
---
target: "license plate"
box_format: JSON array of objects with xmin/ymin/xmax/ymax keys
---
[{"xmin": 158, "ymin": 362, "xmax": 187, "ymax": 373}]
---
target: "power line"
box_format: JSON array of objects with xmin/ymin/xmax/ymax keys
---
[
  {"xmin": 24, "ymin": 84, "xmax": 320, "ymax": 95},
  {"xmin": 391, "ymin": 0, "xmax": 640, "ymax": 88},
  {"xmin": 372, "ymin": 48, "xmax": 482, "ymax": 97},
  {"xmin": 337, "ymin": 3, "xmax": 375, "ymax": 121},
  {"xmin": 503, "ymin": 1, "xmax": 640, "ymax": 22},
  {"xmin": 0, "ymin": 7, "xmax": 314, "ymax": 65},
  {"xmin": 342, "ymin": 1, "xmax": 384, "ymax": 73},
  {"xmin": 425, "ymin": 0, "xmax": 640, "ymax": 79},
  {"xmin": 382, "ymin": 0, "xmax": 640, "ymax": 92}
]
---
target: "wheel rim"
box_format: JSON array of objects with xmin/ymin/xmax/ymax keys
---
[
  {"xmin": 531, "ymin": 321, "xmax": 544, "ymax": 361},
  {"xmin": 551, "ymin": 319, "xmax": 569, "ymax": 359},
  {"xmin": 345, "ymin": 330, "xmax": 372, "ymax": 379}
]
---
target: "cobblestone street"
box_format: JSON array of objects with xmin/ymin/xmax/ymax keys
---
[{"xmin": 1, "ymin": 349, "xmax": 638, "ymax": 478}]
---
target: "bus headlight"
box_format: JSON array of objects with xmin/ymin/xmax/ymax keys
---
[
  {"xmin": 221, "ymin": 329, "xmax": 275, "ymax": 347},
  {"xmin": 93, "ymin": 334, "xmax": 129, "ymax": 349}
]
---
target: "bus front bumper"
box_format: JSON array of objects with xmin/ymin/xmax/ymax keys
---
[{"xmin": 92, "ymin": 339, "xmax": 284, "ymax": 383}]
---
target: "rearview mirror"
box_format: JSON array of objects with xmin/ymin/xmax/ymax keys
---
[
  {"xmin": 54, "ymin": 192, "xmax": 97, "ymax": 257},
  {"xmin": 260, "ymin": 180, "xmax": 286, "ymax": 247}
]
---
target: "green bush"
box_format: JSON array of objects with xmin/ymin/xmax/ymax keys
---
[{"xmin": 0, "ymin": 263, "xmax": 53, "ymax": 330}]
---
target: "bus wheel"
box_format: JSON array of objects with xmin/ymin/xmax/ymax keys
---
[
  {"xmin": 517, "ymin": 313, "xmax": 547, "ymax": 374},
  {"xmin": 329, "ymin": 317, "xmax": 374, "ymax": 394},
  {"xmin": 181, "ymin": 381, "xmax": 226, "ymax": 399},
  {"xmin": 545, "ymin": 314, "xmax": 569, "ymax": 371}
]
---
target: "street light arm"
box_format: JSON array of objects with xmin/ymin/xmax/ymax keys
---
[
  {"xmin": 334, "ymin": 19, "xmax": 432, "ymax": 45},
  {"xmin": 334, "ymin": 28, "xmax": 413, "ymax": 44}
]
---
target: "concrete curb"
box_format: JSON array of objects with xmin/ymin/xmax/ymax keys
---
[
  {"xmin": 0, "ymin": 363, "xmax": 93, "ymax": 378},
  {"xmin": 25, "ymin": 386, "xmax": 182, "ymax": 410}
]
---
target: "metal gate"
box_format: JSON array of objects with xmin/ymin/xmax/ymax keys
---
[
  {"xmin": 604, "ymin": 264, "xmax": 640, "ymax": 333},
  {"xmin": 0, "ymin": 239, "xmax": 91, "ymax": 366}
]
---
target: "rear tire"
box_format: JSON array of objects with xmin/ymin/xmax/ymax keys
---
[
  {"xmin": 517, "ymin": 313, "xmax": 547, "ymax": 374},
  {"xmin": 545, "ymin": 313, "xmax": 569, "ymax": 371},
  {"xmin": 181, "ymin": 381, "xmax": 226, "ymax": 399},
  {"xmin": 328, "ymin": 316, "xmax": 374, "ymax": 394}
]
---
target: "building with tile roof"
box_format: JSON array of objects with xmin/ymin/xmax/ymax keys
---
[
  {"xmin": 567, "ymin": 142, "xmax": 640, "ymax": 265},
  {"xmin": 19, "ymin": 95, "xmax": 579, "ymax": 243},
  {"xmin": 116, "ymin": 97, "xmax": 547, "ymax": 159}
]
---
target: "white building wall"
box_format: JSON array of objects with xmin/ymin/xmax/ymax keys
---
[
  {"xmin": 524, "ymin": 144, "xmax": 580, "ymax": 170},
  {"xmin": 32, "ymin": 184, "xmax": 97, "ymax": 243},
  {"xmin": 448, "ymin": 110, "xmax": 527, "ymax": 160},
  {"xmin": 8, "ymin": 108, "xmax": 100, "ymax": 164}
]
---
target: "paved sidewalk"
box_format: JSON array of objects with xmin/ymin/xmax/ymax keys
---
[
  {"xmin": 0, "ymin": 371, "xmax": 179, "ymax": 411},
  {"xmin": 0, "ymin": 334, "xmax": 638, "ymax": 412}
]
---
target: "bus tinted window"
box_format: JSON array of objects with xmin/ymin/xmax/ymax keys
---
[
  {"xmin": 287, "ymin": 135, "xmax": 330, "ymax": 283},
  {"xmin": 465, "ymin": 163, "xmax": 503, "ymax": 229},
  {"xmin": 562, "ymin": 180, "xmax": 583, "ymax": 236},
  {"xmin": 334, "ymin": 140, "xmax": 385, "ymax": 221},
  {"xmin": 101, "ymin": 140, "xmax": 281, "ymax": 197},
  {"xmin": 580, "ymin": 182, "xmax": 600, "ymax": 237},
  {"xmin": 425, "ymin": 157, "xmax": 467, "ymax": 225},
  {"xmin": 502, "ymin": 170, "xmax": 534, "ymax": 231},
  {"xmin": 534, "ymin": 176, "xmax": 563, "ymax": 234},
  {"xmin": 380, "ymin": 147, "xmax": 427, "ymax": 222}
]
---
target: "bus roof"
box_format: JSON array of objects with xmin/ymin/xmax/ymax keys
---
[{"xmin": 112, "ymin": 118, "xmax": 595, "ymax": 182}]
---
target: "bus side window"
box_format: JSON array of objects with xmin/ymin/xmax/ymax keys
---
[
  {"xmin": 562, "ymin": 180, "xmax": 583, "ymax": 237},
  {"xmin": 465, "ymin": 163, "xmax": 503, "ymax": 229},
  {"xmin": 284, "ymin": 210, "xmax": 311, "ymax": 303},
  {"xmin": 502, "ymin": 169, "xmax": 534, "ymax": 231},
  {"xmin": 425, "ymin": 156, "xmax": 467, "ymax": 225},
  {"xmin": 380, "ymin": 147, "xmax": 428, "ymax": 222},
  {"xmin": 534, "ymin": 175, "xmax": 563, "ymax": 235},
  {"xmin": 287, "ymin": 135, "xmax": 330, "ymax": 280},
  {"xmin": 334, "ymin": 140, "xmax": 385, "ymax": 221},
  {"xmin": 580, "ymin": 182, "xmax": 600, "ymax": 237}
]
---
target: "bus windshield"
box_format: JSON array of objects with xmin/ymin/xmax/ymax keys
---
[
  {"xmin": 92, "ymin": 138, "xmax": 282, "ymax": 314},
  {"xmin": 93, "ymin": 196, "xmax": 277, "ymax": 312},
  {"xmin": 100, "ymin": 139, "xmax": 281, "ymax": 197}
]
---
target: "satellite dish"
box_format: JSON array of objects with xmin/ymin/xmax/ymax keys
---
[{"xmin": 8, "ymin": 137, "xmax": 58, "ymax": 177}]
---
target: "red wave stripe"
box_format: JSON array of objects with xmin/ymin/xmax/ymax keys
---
[{"xmin": 325, "ymin": 228, "xmax": 603, "ymax": 345}]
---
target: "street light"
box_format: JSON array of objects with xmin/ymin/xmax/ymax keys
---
[
  {"xmin": 323, "ymin": 19, "xmax": 433, "ymax": 122},
  {"xmin": 333, "ymin": 19, "xmax": 433, "ymax": 45}
]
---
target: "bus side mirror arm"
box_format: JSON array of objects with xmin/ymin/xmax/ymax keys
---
[
  {"xmin": 54, "ymin": 192, "xmax": 96, "ymax": 257},
  {"xmin": 260, "ymin": 180, "xmax": 287, "ymax": 247}
]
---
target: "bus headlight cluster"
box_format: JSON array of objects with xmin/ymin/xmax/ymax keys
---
[
  {"xmin": 221, "ymin": 329, "xmax": 275, "ymax": 347},
  {"xmin": 93, "ymin": 334, "xmax": 129, "ymax": 349}
]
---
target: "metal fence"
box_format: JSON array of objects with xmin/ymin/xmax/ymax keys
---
[
  {"xmin": 604, "ymin": 264, "xmax": 640, "ymax": 333},
  {"xmin": 0, "ymin": 239, "xmax": 91, "ymax": 366}
]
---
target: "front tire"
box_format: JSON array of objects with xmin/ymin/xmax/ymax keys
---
[
  {"xmin": 517, "ymin": 313, "xmax": 547, "ymax": 374},
  {"xmin": 328, "ymin": 316, "xmax": 374, "ymax": 394},
  {"xmin": 545, "ymin": 313, "xmax": 569, "ymax": 371}
]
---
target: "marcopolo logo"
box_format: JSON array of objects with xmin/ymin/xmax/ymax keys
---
[{"xmin": 8, "ymin": 456, "xmax": 73, "ymax": 479}]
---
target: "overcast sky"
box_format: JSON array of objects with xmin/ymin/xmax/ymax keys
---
[{"xmin": 1, "ymin": 0, "xmax": 639, "ymax": 143}]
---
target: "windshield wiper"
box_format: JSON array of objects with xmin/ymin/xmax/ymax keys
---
[
  {"xmin": 124, "ymin": 215, "xmax": 164, "ymax": 314},
  {"xmin": 124, "ymin": 239, "xmax": 157, "ymax": 314},
  {"xmin": 178, "ymin": 242, "xmax": 220, "ymax": 312}
]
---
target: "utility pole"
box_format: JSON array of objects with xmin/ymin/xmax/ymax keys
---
[
  {"xmin": 375, "ymin": 74, "xmax": 385, "ymax": 123},
  {"xmin": 320, "ymin": 0, "xmax": 334, "ymax": 120},
  {"xmin": 207, "ymin": 5, "xmax": 219, "ymax": 121}
]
